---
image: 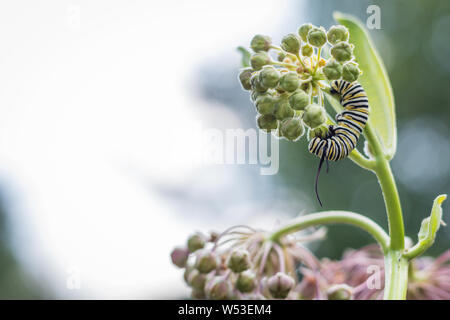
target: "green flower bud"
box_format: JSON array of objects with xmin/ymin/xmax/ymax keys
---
[
  {"xmin": 302, "ymin": 104, "xmax": 326, "ymax": 128},
  {"xmin": 274, "ymin": 97, "xmax": 295, "ymax": 120},
  {"xmin": 277, "ymin": 51, "xmax": 286, "ymax": 62},
  {"xmin": 205, "ymin": 276, "xmax": 233, "ymax": 300},
  {"xmin": 307, "ymin": 27, "xmax": 327, "ymax": 47},
  {"xmin": 183, "ymin": 262, "xmax": 195, "ymax": 283},
  {"xmin": 322, "ymin": 59, "xmax": 343, "ymax": 80},
  {"xmin": 330, "ymin": 42, "xmax": 353, "ymax": 62},
  {"xmin": 250, "ymin": 73, "xmax": 267, "ymax": 93},
  {"xmin": 236, "ymin": 270, "xmax": 257, "ymax": 293},
  {"xmin": 250, "ymin": 52, "xmax": 271, "ymax": 71},
  {"xmin": 194, "ymin": 249, "xmax": 219, "ymax": 274},
  {"xmin": 342, "ymin": 62, "xmax": 361, "ymax": 82},
  {"xmin": 301, "ymin": 44, "xmax": 313, "ymax": 57},
  {"xmin": 257, "ymin": 114, "xmax": 278, "ymax": 132},
  {"xmin": 327, "ymin": 25, "xmax": 349, "ymax": 45},
  {"xmin": 238, "ymin": 68, "xmax": 253, "ymax": 91},
  {"xmin": 187, "ymin": 233, "xmax": 206, "ymax": 252},
  {"xmin": 188, "ymin": 269, "xmax": 207, "ymax": 291},
  {"xmin": 255, "ymin": 93, "xmax": 276, "ymax": 115},
  {"xmin": 250, "ymin": 34, "xmax": 272, "ymax": 52},
  {"xmin": 279, "ymin": 71, "xmax": 300, "ymax": 92},
  {"xmin": 250, "ymin": 90, "xmax": 264, "ymax": 102},
  {"xmin": 280, "ymin": 117, "xmax": 305, "ymax": 141},
  {"xmin": 288, "ymin": 89, "xmax": 309, "ymax": 110},
  {"xmin": 281, "ymin": 33, "xmax": 300, "ymax": 54},
  {"xmin": 327, "ymin": 284, "xmax": 354, "ymax": 300},
  {"xmin": 267, "ymin": 272, "xmax": 295, "ymax": 299},
  {"xmin": 227, "ymin": 249, "xmax": 252, "ymax": 273},
  {"xmin": 259, "ymin": 65, "xmax": 280, "ymax": 88},
  {"xmin": 191, "ymin": 288, "xmax": 206, "ymax": 299},
  {"xmin": 298, "ymin": 23, "xmax": 313, "ymax": 42},
  {"xmin": 309, "ymin": 124, "xmax": 329, "ymax": 139},
  {"xmin": 170, "ymin": 246, "xmax": 189, "ymax": 268}
]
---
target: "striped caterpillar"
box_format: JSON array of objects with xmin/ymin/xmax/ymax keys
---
[{"xmin": 308, "ymin": 80, "xmax": 370, "ymax": 206}]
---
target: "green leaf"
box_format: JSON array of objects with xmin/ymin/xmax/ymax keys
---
[
  {"xmin": 237, "ymin": 46, "xmax": 251, "ymax": 68},
  {"xmin": 405, "ymin": 194, "xmax": 447, "ymax": 259},
  {"xmin": 333, "ymin": 12, "xmax": 397, "ymax": 159},
  {"xmin": 418, "ymin": 194, "xmax": 446, "ymax": 243}
]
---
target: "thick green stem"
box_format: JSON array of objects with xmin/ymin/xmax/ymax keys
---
[
  {"xmin": 383, "ymin": 250, "xmax": 409, "ymax": 300},
  {"xmin": 269, "ymin": 211, "xmax": 389, "ymax": 253},
  {"xmin": 364, "ymin": 124, "xmax": 405, "ymax": 250},
  {"xmin": 363, "ymin": 123, "xmax": 407, "ymax": 299},
  {"xmin": 314, "ymin": 86, "xmax": 408, "ymax": 299}
]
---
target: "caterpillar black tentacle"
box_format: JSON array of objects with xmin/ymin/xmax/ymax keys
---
[{"xmin": 309, "ymin": 80, "xmax": 370, "ymax": 206}]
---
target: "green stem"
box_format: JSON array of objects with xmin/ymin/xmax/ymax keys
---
[
  {"xmin": 269, "ymin": 211, "xmax": 389, "ymax": 253},
  {"xmin": 321, "ymin": 87, "xmax": 408, "ymax": 299},
  {"xmin": 383, "ymin": 250, "xmax": 409, "ymax": 300},
  {"xmin": 363, "ymin": 123, "xmax": 407, "ymax": 299},
  {"xmin": 364, "ymin": 124, "xmax": 405, "ymax": 250}
]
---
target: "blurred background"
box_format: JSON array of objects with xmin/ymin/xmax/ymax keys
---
[{"xmin": 0, "ymin": 0, "xmax": 448, "ymax": 299}]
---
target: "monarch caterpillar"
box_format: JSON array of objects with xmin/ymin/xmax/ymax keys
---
[{"xmin": 308, "ymin": 80, "xmax": 369, "ymax": 206}]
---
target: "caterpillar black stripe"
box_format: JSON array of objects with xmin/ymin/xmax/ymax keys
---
[{"xmin": 308, "ymin": 80, "xmax": 370, "ymax": 206}]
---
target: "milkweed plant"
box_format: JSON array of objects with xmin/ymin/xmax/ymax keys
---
[{"xmin": 170, "ymin": 13, "xmax": 449, "ymax": 300}]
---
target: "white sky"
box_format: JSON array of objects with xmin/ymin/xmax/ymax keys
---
[{"xmin": 0, "ymin": 0, "xmax": 302, "ymax": 298}]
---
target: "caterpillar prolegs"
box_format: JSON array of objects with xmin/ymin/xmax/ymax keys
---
[{"xmin": 308, "ymin": 80, "xmax": 370, "ymax": 206}]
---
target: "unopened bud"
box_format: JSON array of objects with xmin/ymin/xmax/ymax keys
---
[
  {"xmin": 205, "ymin": 276, "xmax": 233, "ymax": 300},
  {"xmin": 307, "ymin": 27, "xmax": 327, "ymax": 47},
  {"xmin": 184, "ymin": 263, "xmax": 195, "ymax": 283},
  {"xmin": 277, "ymin": 51, "xmax": 286, "ymax": 62},
  {"xmin": 238, "ymin": 68, "xmax": 253, "ymax": 90},
  {"xmin": 187, "ymin": 233, "xmax": 206, "ymax": 252},
  {"xmin": 289, "ymin": 89, "xmax": 309, "ymax": 110},
  {"xmin": 227, "ymin": 250, "xmax": 252, "ymax": 273},
  {"xmin": 250, "ymin": 52, "xmax": 271, "ymax": 71},
  {"xmin": 298, "ymin": 23, "xmax": 313, "ymax": 42},
  {"xmin": 236, "ymin": 270, "xmax": 257, "ymax": 293},
  {"xmin": 170, "ymin": 246, "xmax": 189, "ymax": 268},
  {"xmin": 327, "ymin": 284, "xmax": 354, "ymax": 300},
  {"xmin": 330, "ymin": 42, "xmax": 353, "ymax": 62},
  {"xmin": 251, "ymin": 90, "xmax": 264, "ymax": 102},
  {"xmin": 256, "ymin": 94, "xmax": 276, "ymax": 115},
  {"xmin": 280, "ymin": 117, "xmax": 305, "ymax": 141},
  {"xmin": 342, "ymin": 62, "xmax": 360, "ymax": 82},
  {"xmin": 259, "ymin": 66, "xmax": 280, "ymax": 88},
  {"xmin": 257, "ymin": 114, "xmax": 278, "ymax": 132},
  {"xmin": 188, "ymin": 269, "xmax": 207, "ymax": 291},
  {"xmin": 281, "ymin": 33, "xmax": 301, "ymax": 54},
  {"xmin": 327, "ymin": 25, "xmax": 349, "ymax": 45},
  {"xmin": 301, "ymin": 44, "xmax": 313, "ymax": 57},
  {"xmin": 250, "ymin": 73, "xmax": 268, "ymax": 93},
  {"xmin": 274, "ymin": 97, "xmax": 295, "ymax": 120},
  {"xmin": 279, "ymin": 71, "xmax": 300, "ymax": 92},
  {"xmin": 309, "ymin": 124, "xmax": 329, "ymax": 139},
  {"xmin": 191, "ymin": 288, "xmax": 206, "ymax": 299},
  {"xmin": 195, "ymin": 249, "xmax": 219, "ymax": 274},
  {"xmin": 267, "ymin": 272, "xmax": 295, "ymax": 299},
  {"xmin": 250, "ymin": 34, "xmax": 272, "ymax": 52},
  {"xmin": 302, "ymin": 104, "xmax": 326, "ymax": 128},
  {"xmin": 323, "ymin": 59, "xmax": 343, "ymax": 80}
]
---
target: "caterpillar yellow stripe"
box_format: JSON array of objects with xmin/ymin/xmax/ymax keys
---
[{"xmin": 308, "ymin": 80, "xmax": 369, "ymax": 206}]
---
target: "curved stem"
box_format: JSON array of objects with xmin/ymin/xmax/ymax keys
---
[
  {"xmin": 269, "ymin": 211, "xmax": 389, "ymax": 253},
  {"xmin": 364, "ymin": 123, "xmax": 405, "ymax": 250}
]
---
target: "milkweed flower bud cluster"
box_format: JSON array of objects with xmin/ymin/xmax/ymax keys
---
[
  {"xmin": 238, "ymin": 23, "xmax": 361, "ymax": 141},
  {"xmin": 171, "ymin": 225, "xmax": 327, "ymax": 300},
  {"xmin": 173, "ymin": 236, "xmax": 450, "ymax": 300}
]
